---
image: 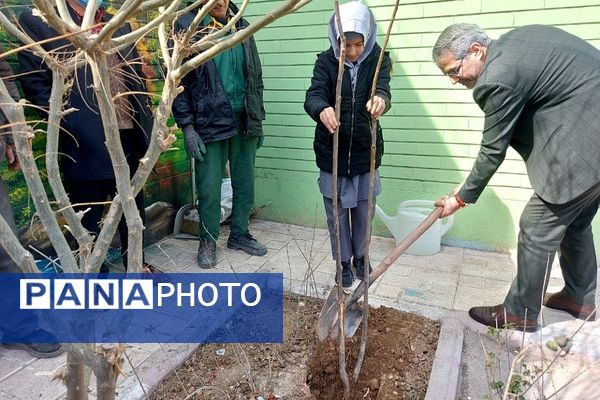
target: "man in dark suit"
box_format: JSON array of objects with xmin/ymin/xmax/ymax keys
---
[{"xmin": 432, "ymin": 24, "xmax": 600, "ymax": 332}]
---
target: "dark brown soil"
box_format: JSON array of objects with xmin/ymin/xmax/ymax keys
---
[{"xmin": 151, "ymin": 294, "xmax": 440, "ymax": 400}]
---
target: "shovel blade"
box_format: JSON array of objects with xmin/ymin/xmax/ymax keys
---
[
  {"xmin": 316, "ymin": 287, "xmax": 365, "ymax": 341},
  {"xmin": 316, "ymin": 288, "xmax": 340, "ymax": 341},
  {"xmin": 329, "ymin": 302, "xmax": 363, "ymax": 339}
]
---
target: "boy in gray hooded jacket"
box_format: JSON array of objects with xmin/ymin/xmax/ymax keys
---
[{"xmin": 304, "ymin": 0, "xmax": 392, "ymax": 287}]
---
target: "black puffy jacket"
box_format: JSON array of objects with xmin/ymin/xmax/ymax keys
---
[
  {"xmin": 18, "ymin": 8, "xmax": 153, "ymax": 181},
  {"xmin": 172, "ymin": 2, "xmax": 265, "ymax": 143},
  {"xmin": 304, "ymin": 44, "xmax": 391, "ymax": 177}
]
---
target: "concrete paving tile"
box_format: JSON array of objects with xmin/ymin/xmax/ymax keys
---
[
  {"xmin": 28, "ymin": 354, "xmax": 66, "ymax": 375},
  {"xmin": 248, "ymin": 219, "xmax": 285, "ymax": 231},
  {"xmin": 462, "ymin": 254, "xmax": 489, "ymax": 267},
  {"xmin": 410, "ymin": 290, "xmax": 456, "ymax": 309},
  {"xmin": 255, "ymin": 222, "xmax": 304, "ymax": 235},
  {"xmin": 453, "ymin": 286, "xmax": 489, "ymax": 310},
  {"xmin": 157, "ymin": 260, "xmax": 178, "ymax": 272},
  {"xmin": 0, "ymin": 348, "xmax": 36, "ymax": 364},
  {"xmin": 286, "ymin": 240, "xmax": 329, "ymax": 260},
  {"xmin": 429, "ymin": 281, "xmax": 458, "ymax": 297},
  {"xmin": 0, "ymin": 390, "xmax": 24, "ymax": 400},
  {"xmin": 440, "ymin": 245, "xmax": 464, "ymax": 255},
  {"xmin": 291, "ymin": 228, "xmax": 329, "ymax": 243},
  {"xmin": 458, "ymin": 274, "xmax": 485, "ymax": 289},
  {"xmin": 430, "ymin": 262, "xmax": 461, "ymax": 273},
  {"xmin": 122, "ymin": 348, "xmax": 153, "ymax": 372},
  {"xmin": 484, "ymin": 278, "xmax": 511, "ymax": 292},
  {"xmin": 463, "ymin": 248, "xmax": 495, "ymax": 257},
  {"xmin": 0, "ymin": 355, "xmax": 27, "ymax": 382},
  {"xmin": 393, "ymin": 275, "xmax": 431, "ymax": 293},
  {"xmin": 414, "ymin": 269, "xmax": 459, "ymax": 285},
  {"xmin": 311, "ymin": 270, "xmax": 336, "ymax": 287},
  {"xmin": 285, "ymin": 279, "xmax": 321, "ymax": 297},
  {"xmin": 368, "ymin": 248, "xmax": 396, "ymax": 261},
  {"xmin": 483, "ymin": 266, "xmax": 513, "ymax": 282},
  {"xmin": 175, "ymin": 262, "xmax": 201, "ymax": 272},
  {"xmin": 373, "ymin": 282, "xmax": 403, "ymax": 300},
  {"xmin": 380, "ymin": 263, "xmax": 412, "ymax": 278},
  {"xmin": 218, "ymin": 250, "xmax": 251, "ymax": 266},
  {"xmin": 252, "ymin": 230, "xmax": 293, "ymax": 243},
  {"xmin": 1, "ymin": 365, "xmax": 66, "ymax": 400},
  {"xmin": 262, "ymin": 239, "xmax": 289, "ymax": 251},
  {"xmin": 460, "ymin": 263, "xmax": 484, "ymax": 277},
  {"xmin": 368, "ymin": 236, "xmax": 397, "ymax": 251}
]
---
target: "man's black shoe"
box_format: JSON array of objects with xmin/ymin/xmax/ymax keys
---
[
  {"xmin": 353, "ymin": 257, "xmax": 372, "ymax": 280},
  {"xmin": 3, "ymin": 329, "xmax": 64, "ymax": 358},
  {"xmin": 197, "ymin": 238, "xmax": 217, "ymax": 269},
  {"xmin": 336, "ymin": 261, "xmax": 354, "ymax": 288},
  {"xmin": 227, "ymin": 232, "xmax": 267, "ymax": 256}
]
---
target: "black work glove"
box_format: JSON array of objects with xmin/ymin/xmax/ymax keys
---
[
  {"xmin": 182, "ymin": 125, "xmax": 206, "ymax": 161},
  {"xmin": 257, "ymin": 136, "xmax": 264, "ymax": 149}
]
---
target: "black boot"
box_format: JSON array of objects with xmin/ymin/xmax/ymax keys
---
[
  {"xmin": 336, "ymin": 261, "xmax": 354, "ymax": 288},
  {"xmin": 353, "ymin": 257, "xmax": 372, "ymax": 280},
  {"xmin": 227, "ymin": 231, "xmax": 267, "ymax": 256},
  {"xmin": 197, "ymin": 237, "xmax": 217, "ymax": 269}
]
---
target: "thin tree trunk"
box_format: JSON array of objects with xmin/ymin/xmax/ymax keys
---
[
  {"xmin": 331, "ymin": 1, "xmax": 350, "ymax": 397},
  {"xmin": 65, "ymin": 349, "xmax": 90, "ymax": 400},
  {"xmin": 354, "ymin": 0, "xmax": 401, "ymax": 380}
]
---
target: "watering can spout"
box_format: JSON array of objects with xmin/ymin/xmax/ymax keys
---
[{"xmin": 374, "ymin": 204, "xmax": 395, "ymax": 232}]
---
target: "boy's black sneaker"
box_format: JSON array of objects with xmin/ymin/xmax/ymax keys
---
[
  {"xmin": 227, "ymin": 232, "xmax": 267, "ymax": 256},
  {"xmin": 197, "ymin": 238, "xmax": 217, "ymax": 269},
  {"xmin": 336, "ymin": 261, "xmax": 354, "ymax": 288},
  {"xmin": 353, "ymin": 257, "xmax": 372, "ymax": 280}
]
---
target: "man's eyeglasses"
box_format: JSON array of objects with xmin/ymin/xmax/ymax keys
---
[{"xmin": 445, "ymin": 57, "xmax": 465, "ymax": 77}]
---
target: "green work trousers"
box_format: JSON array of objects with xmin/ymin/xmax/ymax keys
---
[{"xmin": 195, "ymin": 133, "xmax": 258, "ymax": 242}]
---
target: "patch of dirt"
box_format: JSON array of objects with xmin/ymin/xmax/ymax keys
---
[
  {"xmin": 308, "ymin": 306, "xmax": 440, "ymax": 400},
  {"xmin": 151, "ymin": 294, "xmax": 440, "ymax": 400}
]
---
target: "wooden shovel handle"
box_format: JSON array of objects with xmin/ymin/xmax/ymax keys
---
[{"xmin": 345, "ymin": 206, "xmax": 444, "ymax": 308}]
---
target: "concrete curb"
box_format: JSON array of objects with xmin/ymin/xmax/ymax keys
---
[
  {"xmin": 424, "ymin": 318, "xmax": 464, "ymax": 400},
  {"xmin": 116, "ymin": 343, "xmax": 198, "ymax": 400}
]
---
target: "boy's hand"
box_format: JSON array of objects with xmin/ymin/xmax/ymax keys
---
[
  {"xmin": 319, "ymin": 107, "xmax": 339, "ymax": 134},
  {"xmin": 366, "ymin": 96, "xmax": 386, "ymax": 119}
]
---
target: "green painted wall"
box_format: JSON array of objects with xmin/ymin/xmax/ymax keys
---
[{"xmin": 248, "ymin": 0, "xmax": 600, "ymax": 252}]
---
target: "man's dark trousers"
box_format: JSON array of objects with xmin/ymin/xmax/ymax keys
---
[{"xmin": 505, "ymin": 180, "xmax": 600, "ymax": 320}]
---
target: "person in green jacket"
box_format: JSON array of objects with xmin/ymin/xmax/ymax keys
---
[{"xmin": 172, "ymin": 0, "xmax": 267, "ymax": 269}]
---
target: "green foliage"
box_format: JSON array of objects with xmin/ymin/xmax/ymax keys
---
[
  {"xmin": 489, "ymin": 380, "xmax": 504, "ymax": 391},
  {"xmin": 508, "ymin": 374, "xmax": 524, "ymax": 395}
]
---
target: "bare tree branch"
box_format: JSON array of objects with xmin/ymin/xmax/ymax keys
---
[
  {"xmin": 174, "ymin": 0, "xmax": 311, "ymax": 80},
  {"xmin": 44, "ymin": 69, "xmax": 94, "ymax": 267},
  {"xmin": 110, "ymin": 0, "xmax": 180, "ymax": 51},
  {"xmin": 0, "ymin": 78, "xmax": 78, "ymax": 272},
  {"xmin": 86, "ymin": 52, "xmax": 144, "ymax": 272},
  {"xmin": 91, "ymin": 0, "xmax": 144, "ymax": 45}
]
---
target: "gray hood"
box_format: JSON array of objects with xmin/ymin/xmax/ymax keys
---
[{"xmin": 328, "ymin": 0, "xmax": 377, "ymax": 65}]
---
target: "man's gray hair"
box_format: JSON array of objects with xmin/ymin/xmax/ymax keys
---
[{"xmin": 432, "ymin": 23, "xmax": 491, "ymax": 65}]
